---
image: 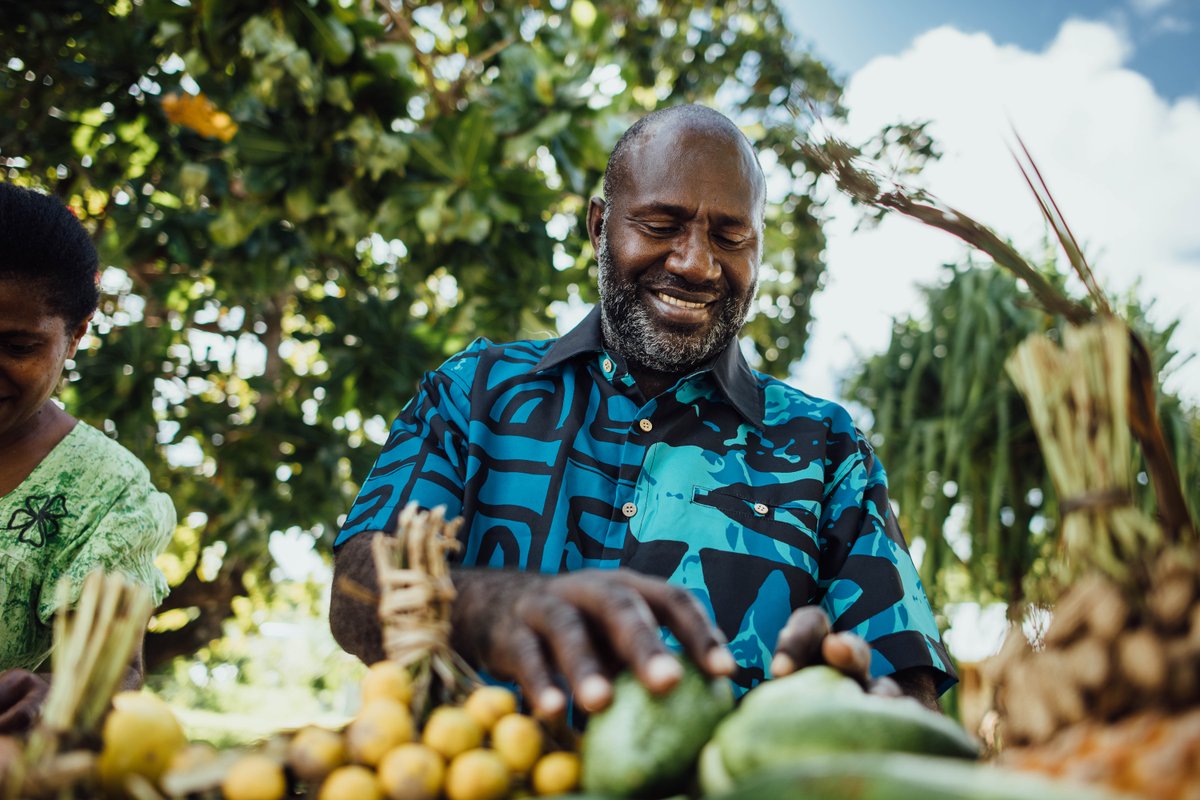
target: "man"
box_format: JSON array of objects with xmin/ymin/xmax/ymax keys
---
[{"xmin": 330, "ymin": 105, "xmax": 955, "ymax": 717}]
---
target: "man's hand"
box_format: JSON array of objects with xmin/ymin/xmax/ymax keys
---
[
  {"xmin": 450, "ymin": 568, "xmax": 735, "ymax": 719},
  {"xmin": 771, "ymin": 606, "xmax": 940, "ymax": 710},
  {"xmin": 0, "ymin": 669, "xmax": 50, "ymax": 734}
]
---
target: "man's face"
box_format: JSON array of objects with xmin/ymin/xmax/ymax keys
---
[{"xmin": 591, "ymin": 122, "xmax": 763, "ymax": 374}]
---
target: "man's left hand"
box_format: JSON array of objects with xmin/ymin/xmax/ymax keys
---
[
  {"xmin": 771, "ymin": 606, "xmax": 939, "ymax": 709},
  {"xmin": 0, "ymin": 669, "xmax": 50, "ymax": 734}
]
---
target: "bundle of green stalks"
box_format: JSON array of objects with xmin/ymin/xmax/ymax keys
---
[
  {"xmin": 4, "ymin": 571, "xmax": 153, "ymax": 800},
  {"xmin": 1005, "ymin": 319, "xmax": 1162, "ymax": 585}
]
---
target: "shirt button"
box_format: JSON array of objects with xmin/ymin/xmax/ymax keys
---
[
  {"xmin": 622, "ymin": 502, "xmax": 638, "ymax": 518},
  {"xmin": 602, "ymin": 358, "xmax": 614, "ymax": 374},
  {"xmin": 753, "ymin": 502, "xmax": 769, "ymax": 516},
  {"xmin": 638, "ymin": 418, "xmax": 653, "ymax": 433}
]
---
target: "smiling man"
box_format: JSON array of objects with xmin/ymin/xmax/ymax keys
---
[{"xmin": 330, "ymin": 105, "xmax": 955, "ymax": 716}]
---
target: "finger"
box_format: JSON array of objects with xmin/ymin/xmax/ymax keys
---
[
  {"xmin": 771, "ymin": 606, "xmax": 831, "ymax": 677},
  {"xmin": 494, "ymin": 625, "xmax": 566, "ymax": 720},
  {"xmin": 632, "ymin": 576, "xmax": 735, "ymax": 678},
  {"xmin": 521, "ymin": 599, "xmax": 611, "ymax": 712},
  {"xmin": 0, "ymin": 693, "xmax": 40, "ymax": 735},
  {"xmin": 575, "ymin": 583, "xmax": 680, "ymax": 693},
  {"xmin": 867, "ymin": 676, "xmax": 903, "ymax": 698},
  {"xmin": 821, "ymin": 632, "xmax": 873, "ymax": 686}
]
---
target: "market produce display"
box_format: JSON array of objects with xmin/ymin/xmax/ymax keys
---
[{"xmin": 5, "ymin": 289, "xmax": 1196, "ymax": 800}]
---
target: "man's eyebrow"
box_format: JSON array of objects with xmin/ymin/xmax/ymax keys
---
[{"xmin": 629, "ymin": 201, "xmax": 753, "ymax": 228}]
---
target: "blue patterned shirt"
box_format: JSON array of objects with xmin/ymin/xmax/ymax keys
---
[{"xmin": 337, "ymin": 308, "xmax": 955, "ymax": 693}]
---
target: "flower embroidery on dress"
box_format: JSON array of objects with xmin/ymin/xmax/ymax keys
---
[{"xmin": 4, "ymin": 494, "xmax": 69, "ymax": 548}]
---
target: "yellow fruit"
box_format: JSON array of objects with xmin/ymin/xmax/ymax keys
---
[
  {"xmin": 347, "ymin": 698, "xmax": 414, "ymax": 766},
  {"xmin": 221, "ymin": 754, "xmax": 287, "ymax": 800},
  {"xmin": 491, "ymin": 713, "xmax": 543, "ymax": 774},
  {"xmin": 288, "ymin": 725, "xmax": 347, "ymax": 783},
  {"xmin": 318, "ymin": 765, "xmax": 383, "ymax": 800},
  {"xmin": 377, "ymin": 743, "xmax": 445, "ymax": 800},
  {"xmin": 361, "ymin": 661, "xmax": 414, "ymax": 705},
  {"xmin": 532, "ymin": 751, "xmax": 581, "ymax": 796},
  {"xmin": 96, "ymin": 691, "xmax": 187, "ymax": 794},
  {"xmin": 422, "ymin": 706, "xmax": 484, "ymax": 760},
  {"xmin": 444, "ymin": 748, "xmax": 510, "ymax": 800},
  {"xmin": 463, "ymin": 686, "xmax": 518, "ymax": 731}
]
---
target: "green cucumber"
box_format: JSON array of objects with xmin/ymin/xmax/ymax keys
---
[
  {"xmin": 709, "ymin": 753, "xmax": 1132, "ymax": 800},
  {"xmin": 713, "ymin": 668, "xmax": 979, "ymax": 779},
  {"xmin": 697, "ymin": 740, "xmax": 735, "ymax": 796}
]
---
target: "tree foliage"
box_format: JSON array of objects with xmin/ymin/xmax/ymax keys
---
[
  {"xmin": 1, "ymin": 0, "xmax": 845, "ymax": 667},
  {"xmin": 845, "ymin": 261, "xmax": 1200, "ymax": 616}
]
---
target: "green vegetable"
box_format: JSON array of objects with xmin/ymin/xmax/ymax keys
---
[
  {"xmin": 697, "ymin": 740, "xmax": 734, "ymax": 796},
  {"xmin": 710, "ymin": 753, "xmax": 1130, "ymax": 800},
  {"xmin": 581, "ymin": 661, "xmax": 733, "ymax": 797},
  {"xmin": 713, "ymin": 666, "xmax": 979, "ymax": 780}
]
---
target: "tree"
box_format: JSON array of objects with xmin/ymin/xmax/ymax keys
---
[
  {"xmin": 845, "ymin": 260, "xmax": 1200, "ymax": 615},
  {"xmin": 1, "ymin": 0, "xmax": 846, "ymax": 668}
]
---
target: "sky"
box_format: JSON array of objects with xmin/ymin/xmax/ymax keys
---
[{"xmin": 775, "ymin": 0, "xmax": 1200, "ymax": 407}]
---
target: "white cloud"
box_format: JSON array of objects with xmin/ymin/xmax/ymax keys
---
[
  {"xmin": 795, "ymin": 19, "xmax": 1200, "ymax": 408},
  {"xmin": 1153, "ymin": 15, "xmax": 1191, "ymax": 34},
  {"xmin": 1131, "ymin": 0, "xmax": 1172, "ymax": 15}
]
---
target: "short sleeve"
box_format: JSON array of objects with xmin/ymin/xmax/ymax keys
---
[
  {"xmin": 334, "ymin": 348, "xmax": 476, "ymax": 548},
  {"xmin": 37, "ymin": 478, "xmax": 175, "ymax": 625},
  {"xmin": 815, "ymin": 432, "xmax": 957, "ymax": 693}
]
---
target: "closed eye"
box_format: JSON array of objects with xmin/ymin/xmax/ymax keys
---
[
  {"xmin": 2, "ymin": 343, "xmax": 39, "ymax": 357},
  {"xmin": 714, "ymin": 233, "xmax": 750, "ymax": 249}
]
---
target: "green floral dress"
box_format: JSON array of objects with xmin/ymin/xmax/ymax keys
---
[{"xmin": 0, "ymin": 422, "xmax": 175, "ymax": 671}]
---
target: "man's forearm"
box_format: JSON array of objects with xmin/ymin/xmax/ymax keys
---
[{"xmin": 330, "ymin": 532, "xmax": 387, "ymax": 664}]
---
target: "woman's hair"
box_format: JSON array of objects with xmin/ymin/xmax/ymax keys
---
[{"xmin": 0, "ymin": 182, "xmax": 101, "ymax": 329}]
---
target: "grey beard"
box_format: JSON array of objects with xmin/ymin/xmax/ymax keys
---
[{"xmin": 596, "ymin": 228, "xmax": 755, "ymax": 374}]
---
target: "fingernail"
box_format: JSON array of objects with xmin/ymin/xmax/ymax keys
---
[
  {"xmin": 771, "ymin": 652, "xmax": 795, "ymax": 677},
  {"xmin": 577, "ymin": 675, "xmax": 611, "ymax": 710},
  {"xmin": 646, "ymin": 654, "xmax": 682, "ymax": 687},
  {"xmin": 706, "ymin": 648, "xmax": 736, "ymax": 675},
  {"xmin": 537, "ymin": 688, "xmax": 566, "ymax": 716}
]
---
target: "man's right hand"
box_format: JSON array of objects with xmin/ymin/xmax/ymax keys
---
[{"xmin": 450, "ymin": 567, "xmax": 734, "ymax": 719}]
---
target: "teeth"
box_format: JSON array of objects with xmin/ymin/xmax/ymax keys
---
[{"xmin": 656, "ymin": 291, "xmax": 707, "ymax": 309}]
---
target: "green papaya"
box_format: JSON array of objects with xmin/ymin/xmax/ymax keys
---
[
  {"xmin": 709, "ymin": 753, "xmax": 1131, "ymax": 800},
  {"xmin": 581, "ymin": 661, "xmax": 733, "ymax": 798}
]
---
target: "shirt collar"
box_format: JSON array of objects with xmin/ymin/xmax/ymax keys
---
[{"xmin": 535, "ymin": 306, "xmax": 765, "ymax": 428}]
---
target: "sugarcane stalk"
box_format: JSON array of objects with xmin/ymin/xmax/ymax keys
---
[{"xmin": 16, "ymin": 572, "xmax": 154, "ymax": 799}]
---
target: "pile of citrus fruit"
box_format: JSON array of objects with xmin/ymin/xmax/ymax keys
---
[{"xmin": 94, "ymin": 661, "xmax": 579, "ymax": 800}]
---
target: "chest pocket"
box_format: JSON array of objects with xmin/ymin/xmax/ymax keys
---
[{"xmin": 691, "ymin": 486, "xmax": 821, "ymax": 560}]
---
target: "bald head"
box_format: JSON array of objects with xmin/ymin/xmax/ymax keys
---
[{"xmin": 602, "ymin": 105, "xmax": 766, "ymax": 211}]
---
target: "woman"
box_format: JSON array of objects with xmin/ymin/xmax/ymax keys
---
[{"xmin": 0, "ymin": 183, "xmax": 175, "ymax": 732}]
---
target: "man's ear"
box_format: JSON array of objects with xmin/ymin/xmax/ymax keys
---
[{"xmin": 586, "ymin": 196, "xmax": 606, "ymax": 254}]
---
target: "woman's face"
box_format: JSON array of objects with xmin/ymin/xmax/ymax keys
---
[{"xmin": 0, "ymin": 280, "xmax": 88, "ymax": 447}]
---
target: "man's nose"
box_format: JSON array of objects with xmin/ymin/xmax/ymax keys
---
[{"xmin": 665, "ymin": 226, "xmax": 720, "ymax": 285}]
